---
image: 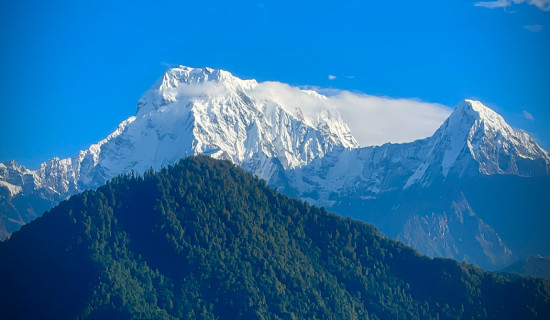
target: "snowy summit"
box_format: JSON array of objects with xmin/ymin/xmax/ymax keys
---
[{"xmin": 0, "ymin": 66, "xmax": 360, "ymax": 238}]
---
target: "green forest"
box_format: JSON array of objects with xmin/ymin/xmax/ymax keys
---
[{"xmin": 1, "ymin": 156, "xmax": 549, "ymax": 319}]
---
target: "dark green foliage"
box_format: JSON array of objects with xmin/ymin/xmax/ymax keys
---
[{"xmin": 1, "ymin": 156, "xmax": 549, "ymax": 319}]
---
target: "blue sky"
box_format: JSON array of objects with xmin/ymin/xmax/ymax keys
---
[{"xmin": 1, "ymin": 0, "xmax": 549, "ymax": 169}]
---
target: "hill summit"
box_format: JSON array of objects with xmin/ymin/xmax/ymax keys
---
[{"xmin": 1, "ymin": 156, "xmax": 549, "ymax": 319}]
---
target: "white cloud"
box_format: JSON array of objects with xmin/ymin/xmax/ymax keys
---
[
  {"xmin": 160, "ymin": 61, "xmax": 179, "ymax": 68},
  {"xmin": 524, "ymin": 24, "xmax": 543, "ymax": 32},
  {"xmin": 474, "ymin": 0, "xmax": 510, "ymax": 8},
  {"xmin": 169, "ymin": 78, "xmax": 452, "ymax": 147},
  {"xmin": 250, "ymin": 82, "xmax": 451, "ymax": 147},
  {"xmin": 474, "ymin": 0, "xmax": 550, "ymax": 11},
  {"xmin": 328, "ymin": 75, "xmax": 337, "ymax": 80},
  {"xmin": 529, "ymin": 0, "xmax": 550, "ymax": 10},
  {"xmin": 174, "ymin": 81, "xmax": 230, "ymax": 98},
  {"xmin": 324, "ymin": 92, "xmax": 451, "ymax": 146},
  {"xmin": 523, "ymin": 110, "xmax": 535, "ymax": 120}
]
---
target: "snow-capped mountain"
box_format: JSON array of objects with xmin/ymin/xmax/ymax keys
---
[
  {"xmin": 1, "ymin": 67, "xmax": 549, "ymax": 270},
  {"xmin": 430, "ymin": 99, "xmax": 549, "ymax": 178},
  {"xmin": 285, "ymin": 99, "xmax": 550, "ymax": 207},
  {"xmin": 282, "ymin": 99, "xmax": 550, "ymax": 269},
  {"xmin": 0, "ymin": 66, "xmax": 357, "ymax": 238}
]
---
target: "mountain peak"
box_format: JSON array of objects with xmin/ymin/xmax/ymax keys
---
[
  {"xmin": 162, "ymin": 65, "xmax": 257, "ymax": 87},
  {"xmin": 457, "ymin": 99, "xmax": 495, "ymax": 114},
  {"xmin": 436, "ymin": 99, "xmax": 550, "ymax": 177},
  {"xmin": 441, "ymin": 99, "xmax": 517, "ymax": 144},
  {"xmin": 136, "ymin": 66, "xmax": 258, "ymax": 115},
  {"xmin": 452, "ymin": 99, "xmax": 509, "ymax": 132},
  {"xmin": 44, "ymin": 65, "xmax": 358, "ymax": 193}
]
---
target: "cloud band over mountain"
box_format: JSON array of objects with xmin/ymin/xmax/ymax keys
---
[{"xmin": 170, "ymin": 79, "xmax": 451, "ymax": 148}]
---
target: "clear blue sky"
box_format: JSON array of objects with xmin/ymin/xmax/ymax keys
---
[{"xmin": 1, "ymin": 0, "xmax": 549, "ymax": 169}]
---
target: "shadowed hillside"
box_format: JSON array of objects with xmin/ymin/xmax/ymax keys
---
[{"xmin": 1, "ymin": 156, "xmax": 549, "ymax": 319}]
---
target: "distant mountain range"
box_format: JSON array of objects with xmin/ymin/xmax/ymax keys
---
[
  {"xmin": 1, "ymin": 66, "xmax": 549, "ymax": 270},
  {"xmin": 500, "ymin": 255, "xmax": 550, "ymax": 280},
  {"xmin": 2, "ymin": 156, "xmax": 549, "ymax": 319}
]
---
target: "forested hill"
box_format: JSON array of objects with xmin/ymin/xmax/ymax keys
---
[{"xmin": 1, "ymin": 156, "xmax": 549, "ymax": 320}]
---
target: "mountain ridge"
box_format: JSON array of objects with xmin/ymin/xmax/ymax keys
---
[
  {"xmin": 284, "ymin": 98, "xmax": 550, "ymax": 202},
  {"xmin": 1, "ymin": 156, "xmax": 549, "ymax": 319},
  {"xmin": 500, "ymin": 255, "xmax": 550, "ymax": 280},
  {"xmin": 1, "ymin": 66, "xmax": 549, "ymax": 271},
  {"xmin": 282, "ymin": 98, "xmax": 550, "ymax": 269}
]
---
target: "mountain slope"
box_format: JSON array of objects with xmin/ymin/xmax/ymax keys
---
[
  {"xmin": 1, "ymin": 156, "xmax": 549, "ymax": 320},
  {"xmin": 500, "ymin": 255, "xmax": 550, "ymax": 280},
  {"xmin": 284, "ymin": 99, "xmax": 550, "ymax": 269},
  {"xmin": 0, "ymin": 66, "xmax": 357, "ymax": 238},
  {"xmin": 1, "ymin": 67, "xmax": 549, "ymax": 272},
  {"xmin": 285, "ymin": 99, "xmax": 550, "ymax": 205}
]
